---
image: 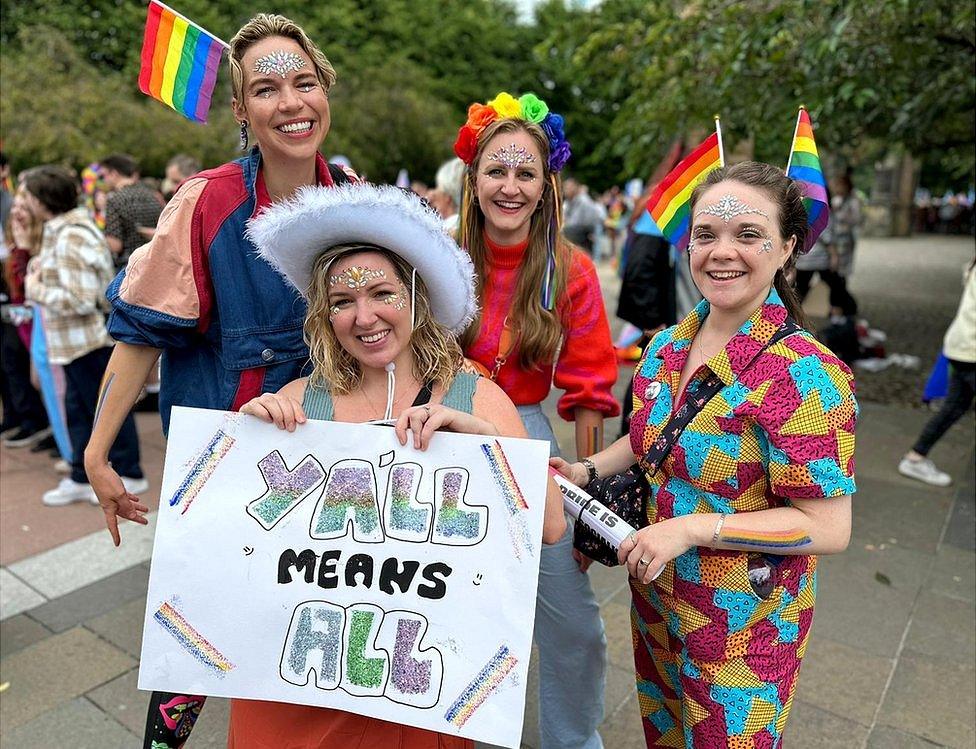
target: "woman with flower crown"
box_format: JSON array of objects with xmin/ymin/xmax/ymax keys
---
[{"xmin": 453, "ymin": 92, "xmax": 619, "ymax": 749}]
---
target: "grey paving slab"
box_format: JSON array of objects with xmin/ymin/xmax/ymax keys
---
[
  {"xmin": 603, "ymin": 595, "xmax": 635, "ymax": 671},
  {"xmin": 813, "ymin": 536, "xmax": 932, "ymax": 658},
  {"xmin": 177, "ymin": 695, "xmax": 231, "ymax": 748},
  {"xmin": 852, "ymin": 475, "xmax": 953, "ymax": 555},
  {"xmin": 85, "ymin": 596, "xmax": 148, "ymax": 659},
  {"xmin": 7, "ymin": 511, "xmax": 157, "ymax": 599},
  {"xmin": 867, "ymin": 725, "xmax": 950, "ymax": 748},
  {"xmin": 86, "ymin": 667, "xmax": 147, "ymax": 737},
  {"xmin": 0, "ymin": 613, "xmax": 51, "ymax": 659},
  {"xmin": 903, "ymin": 588, "xmax": 976, "ymax": 663},
  {"xmin": 603, "ymin": 662, "xmax": 637, "ymax": 722},
  {"xmin": 928, "ymin": 544, "xmax": 976, "ymax": 602},
  {"xmin": 0, "ymin": 625, "xmax": 136, "ymax": 729},
  {"xmin": 783, "ymin": 700, "xmax": 870, "ymax": 747},
  {"xmin": 0, "ymin": 567, "xmax": 46, "ymax": 620},
  {"xmin": 595, "ymin": 691, "xmax": 645, "ymax": 749},
  {"xmin": 876, "ymin": 651, "xmax": 976, "ymax": 748},
  {"xmin": 0, "ymin": 696, "xmax": 137, "ymax": 749},
  {"xmin": 943, "ymin": 466, "xmax": 976, "ymax": 553},
  {"xmin": 587, "ymin": 561, "xmax": 628, "ymax": 606},
  {"xmin": 793, "ymin": 635, "xmax": 893, "ymax": 726},
  {"xmin": 28, "ymin": 563, "xmax": 150, "ymax": 633}
]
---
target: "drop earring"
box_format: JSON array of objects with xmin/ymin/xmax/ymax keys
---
[{"xmin": 239, "ymin": 121, "xmax": 249, "ymax": 151}]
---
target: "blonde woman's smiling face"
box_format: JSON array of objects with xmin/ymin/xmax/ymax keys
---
[
  {"xmin": 688, "ymin": 181, "xmax": 795, "ymax": 317},
  {"xmin": 475, "ymin": 129, "xmax": 544, "ymax": 245}
]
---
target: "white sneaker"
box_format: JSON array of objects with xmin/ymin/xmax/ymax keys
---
[
  {"xmin": 42, "ymin": 478, "xmax": 97, "ymax": 506},
  {"xmin": 53, "ymin": 459, "xmax": 71, "ymax": 475},
  {"xmin": 121, "ymin": 476, "xmax": 150, "ymax": 495},
  {"xmin": 898, "ymin": 457, "xmax": 952, "ymax": 487}
]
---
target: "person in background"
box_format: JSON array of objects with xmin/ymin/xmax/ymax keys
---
[
  {"xmin": 454, "ymin": 91, "xmax": 618, "ymax": 749},
  {"xmin": 899, "ymin": 256, "xmax": 976, "ymax": 486},
  {"xmin": 433, "ymin": 156, "xmax": 465, "ymax": 232},
  {"xmin": 826, "ymin": 173, "xmax": 860, "ymax": 319},
  {"xmin": 99, "ymin": 153, "xmax": 163, "ymax": 270},
  {"xmin": 1, "ymin": 175, "xmax": 53, "ymax": 449},
  {"xmin": 21, "ymin": 166, "xmax": 146, "ymax": 505},
  {"xmin": 162, "ymin": 153, "xmax": 201, "ymax": 201},
  {"xmin": 563, "ymin": 177, "xmax": 605, "ymax": 257}
]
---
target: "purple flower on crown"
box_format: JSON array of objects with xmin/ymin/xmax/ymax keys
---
[{"xmin": 541, "ymin": 112, "xmax": 571, "ymax": 171}]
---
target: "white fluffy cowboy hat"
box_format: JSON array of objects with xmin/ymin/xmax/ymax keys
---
[{"xmin": 246, "ymin": 182, "xmax": 477, "ymax": 334}]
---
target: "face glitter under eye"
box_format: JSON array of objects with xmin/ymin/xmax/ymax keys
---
[{"xmin": 253, "ymin": 50, "xmax": 307, "ymax": 79}]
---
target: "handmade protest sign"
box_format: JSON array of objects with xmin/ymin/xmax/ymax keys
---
[{"xmin": 139, "ymin": 406, "xmax": 551, "ymax": 748}]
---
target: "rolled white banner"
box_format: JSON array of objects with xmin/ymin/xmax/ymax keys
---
[{"xmin": 549, "ymin": 470, "xmax": 636, "ymax": 550}]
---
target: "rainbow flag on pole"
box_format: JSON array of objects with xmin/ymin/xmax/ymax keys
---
[
  {"xmin": 645, "ymin": 119, "xmax": 725, "ymax": 250},
  {"xmin": 786, "ymin": 107, "xmax": 829, "ymax": 252},
  {"xmin": 138, "ymin": 0, "xmax": 228, "ymax": 123}
]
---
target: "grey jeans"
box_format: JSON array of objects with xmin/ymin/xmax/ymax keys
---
[{"xmin": 518, "ymin": 404, "xmax": 606, "ymax": 749}]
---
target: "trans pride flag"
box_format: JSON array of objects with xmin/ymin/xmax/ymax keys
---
[
  {"xmin": 645, "ymin": 120, "xmax": 725, "ymax": 250},
  {"xmin": 786, "ymin": 107, "xmax": 830, "ymax": 252},
  {"xmin": 138, "ymin": 1, "xmax": 228, "ymax": 123}
]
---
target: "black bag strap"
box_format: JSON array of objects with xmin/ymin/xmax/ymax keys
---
[
  {"xmin": 410, "ymin": 382, "xmax": 434, "ymax": 407},
  {"xmin": 327, "ymin": 163, "xmax": 352, "ymax": 185},
  {"xmin": 640, "ymin": 317, "xmax": 800, "ymax": 475}
]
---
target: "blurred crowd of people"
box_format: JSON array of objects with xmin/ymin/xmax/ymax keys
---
[{"xmin": 0, "ymin": 151, "xmax": 200, "ymax": 504}]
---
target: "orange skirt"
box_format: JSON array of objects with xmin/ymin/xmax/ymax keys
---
[{"xmin": 227, "ymin": 698, "xmax": 474, "ymax": 749}]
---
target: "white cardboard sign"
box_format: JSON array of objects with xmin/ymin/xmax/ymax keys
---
[{"xmin": 139, "ymin": 406, "xmax": 550, "ymax": 748}]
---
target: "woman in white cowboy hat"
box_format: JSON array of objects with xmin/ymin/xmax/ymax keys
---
[{"xmin": 233, "ymin": 181, "xmax": 566, "ymax": 748}]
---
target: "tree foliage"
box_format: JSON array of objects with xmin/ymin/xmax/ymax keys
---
[
  {"xmin": 540, "ymin": 0, "xmax": 975, "ymax": 185},
  {"xmin": 1, "ymin": 0, "xmax": 972, "ymax": 189}
]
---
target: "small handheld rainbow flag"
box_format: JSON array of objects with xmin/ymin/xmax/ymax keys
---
[
  {"xmin": 786, "ymin": 107, "xmax": 829, "ymax": 252},
  {"xmin": 138, "ymin": 1, "xmax": 229, "ymax": 123},
  {"xmin": 645, "ymin": 118, "xmax": 725, "ymax": 250}
]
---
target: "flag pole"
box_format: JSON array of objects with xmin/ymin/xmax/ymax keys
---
[
  {"xmin": 151, "ymin": 0, "xmax": 231, "ymax": 49},
  {"xmin": 785, "ymin": 106, "xmax": 804, "ymax": 171},
  {"xmin": 714, "ymin": 114, "xmax": 725, "ymax": 167}
]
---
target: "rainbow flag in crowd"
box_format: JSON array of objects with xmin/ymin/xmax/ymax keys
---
[
  {"xmin": 138, "ymin": 1, "xmax": 228, "ymax": 123},
  {"xmin": 786, "ymin": 107, "xmax": 830, "ymax": 252},
  {"xmin": 645, "ymin": 121, "xmax": 725, "ymax": 250}
]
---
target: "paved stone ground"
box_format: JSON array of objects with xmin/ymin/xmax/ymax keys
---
[{"xmin": 1, "ymin": 234, "xmax": 973, "ymax": 748}]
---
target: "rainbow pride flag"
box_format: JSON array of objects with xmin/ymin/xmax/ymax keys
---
[
  {"xmin": 646, "ymin": 123, "xmax": 724, "ymax": 250},
  {"xmin": 786, "ymin": 107, "xmax": 830, "ymax": 252},
  {"xmin": 138, "ymin": 1, "xmax": 228, "ymax": 123}
]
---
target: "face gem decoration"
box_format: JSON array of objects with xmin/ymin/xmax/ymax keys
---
[
  {"xmin": 687, "ymin": 238, "xmax": 698, "ymax": 253},
  {"xmin": 329, "ymin": 266, "xmax": 386, "ymax": 289},
  {"xmin": 485, "ymin": 143, "xmax": 537, "ymax": 171},
  {"xmin": 382, "ymin": 283, "xmax": 408, "ymax": 311},
  {"xmin": 759, "ymin": 238, "xmax": 774, "ymax": 254},
  {"xmin": 695, "ymin": 193, "xmax": 769, "ymax": 223},
  {"xmin": 253, "ymin": 50, "xmax": 307, "ymax": 79}
]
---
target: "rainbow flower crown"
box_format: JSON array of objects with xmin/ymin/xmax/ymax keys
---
[{"xmin": 453, "ymin": 92, "xmax": 572, "ymax": 173}]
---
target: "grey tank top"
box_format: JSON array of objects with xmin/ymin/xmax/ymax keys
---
[{"xmin": 302, "ymin": 371, "xmax": 479, "ymax": 421}]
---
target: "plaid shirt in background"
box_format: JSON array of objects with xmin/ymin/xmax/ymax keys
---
[{"xmin": 25, "ymin": 206, "xmax": 115, "ymax": 365}]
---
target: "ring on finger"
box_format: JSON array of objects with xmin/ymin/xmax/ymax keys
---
[
  {"xmin": 637, "ymin": 558, "xmax": 650, "ymax": 567},
  {"xmin": 422, "ymin": 405, "xmax": 431, "ymax": 415}
]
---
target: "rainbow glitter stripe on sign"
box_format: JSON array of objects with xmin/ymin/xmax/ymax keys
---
[
  {"xmin": 444, "ymin": 645, "xmax": 518, "ymax": 728},
  {"xmin": 480, "ymin": 441, "xmax": 528, "ymax": 512},
  {"xmin": 721, "ymin": 528, "xmax": 812, "ymax": 549},
  {"xmin": 169, "ymin": 429, "xmax": 235, "ymax": 514},
  {"xmin": 154, "ymin": 601, "xmax": 235, "ymax": 675}
]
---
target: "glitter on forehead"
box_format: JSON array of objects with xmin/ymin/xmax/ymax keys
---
[
  {"xmin": 695, "ymin": 194, "xmax": 769, "ymax": 223},
  {"xmin": 486, "ymin": 143, "xmax": 537, "ymax": 170},
  {"xmin": 329, "ymin": 266, "xmax": 386, "ymax": 289},
  {"xmin": 253, "ymin": 50, "xmax": 307, "ymax": 78}
]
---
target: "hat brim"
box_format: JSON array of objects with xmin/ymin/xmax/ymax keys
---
[{"xmin": 246, "ymin": 183, "xmax": 477, "ymax": 334}]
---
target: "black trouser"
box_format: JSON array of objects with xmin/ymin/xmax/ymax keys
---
[
  {"xmin": 0, "ymin": 321, "xmax": 49, "ymax": 432},
  {"xmin": 794, "ymin": 269, "xmax": 858, "ymax": 317},
  {"xmin": 63, "ymin": 346, "xmax": 142, "ymax": 484},
  {"xmin": 912, "ymin": 360, "xmax": 976, "ymax": 456}
]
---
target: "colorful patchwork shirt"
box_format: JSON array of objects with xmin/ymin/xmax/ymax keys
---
[{"xmin": 630, "ymin": 288, "xmax": 857, "ymax": 519}]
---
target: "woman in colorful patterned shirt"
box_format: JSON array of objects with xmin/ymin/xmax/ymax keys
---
[
  {"xmin": 554, "ymin": 162, "xmax": 857, "ymax": 747},
  {"xmin": 453, "ymin": 92, "xmax": 619, "ymax": 749}
]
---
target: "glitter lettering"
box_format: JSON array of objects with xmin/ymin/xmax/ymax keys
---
[
  {"xmin": 280, "ymin": 601, "xmax": 344, "ymax": 689},
  {"xmin": 247, "ymin": 451, "xmax": 326, "ymax": 530},
  {"xmin": 311, "ymin": 459, "xmax": 384, "ymax": 542},
  {"xmin": 433, "ymin": 468, "xmax": 488, "ymax": 545}
]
